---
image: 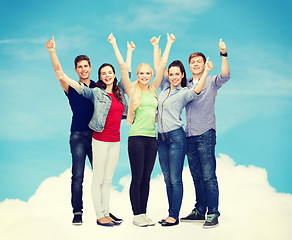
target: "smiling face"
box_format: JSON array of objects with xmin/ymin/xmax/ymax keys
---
[
  {"xmin": 99, "ymin": 65, "xmax": 116, "ymax": 87},
  {"xmin": 169, "ymin": 66, "xmax": 184, "ymax": 88},
  {"xmin": 74, "ymin": 60, "xmax": 92, "ymax": 81},
  {"xmin": 137, "ymin": 64, "xmax": 153, "ymax": 86},
  {"xmin": 189, "ymin": 56, "xmax": 205, "ymax": 76}
]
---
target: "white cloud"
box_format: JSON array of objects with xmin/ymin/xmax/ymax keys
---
[
  {"xmin": 1, "ymin": 154, "xmax": 292, "ymax": 240},
  {"xmin": 105, "ymin": 0, "xmax": 212, "ymax": 32}
]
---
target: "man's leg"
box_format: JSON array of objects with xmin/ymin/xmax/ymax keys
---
[
  {"xmin": 197, "ymin": 129, "xmax": 219, "ymax": 228},
  {"xmin": 180, "ymin": 136, "xmax": 206, "ymax": 223},
  {"xmin": 70, "ymin": 132, "xmax": 89, "ymax": 224},
  {"xmin": 187, "ymin": 136, "xmax": 207, "ymax": 215}
]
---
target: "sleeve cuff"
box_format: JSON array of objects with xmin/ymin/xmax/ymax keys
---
[{"xmin": 76, "ymin": 82, "xmax": 84, "ymax": 93}]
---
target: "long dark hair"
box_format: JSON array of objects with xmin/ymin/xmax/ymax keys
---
[
  {"xmin": 168, "ymin": 60, "xmax": 187, "ymax": 87},
  {"xmin": 96, "ymin": 63, "xmax": 123, "ymax": 102}
]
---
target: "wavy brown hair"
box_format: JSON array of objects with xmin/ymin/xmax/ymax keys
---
[{"xmin": 96, "ymin": 63, "xmax": 123, "ymax": 102}]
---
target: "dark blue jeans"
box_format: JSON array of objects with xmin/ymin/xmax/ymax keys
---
[
  {"xmin": 158, "ymin": 128, "xmax": 186, "ymax": 220},
  {"xmin": 186, "ymin": 129, "xmax": 220, "ymax": 216},
  {"xmin": 128, "ymin": 136, "xmax": 157, "ymax": 215},
  {"xmin": 69, "ymin": 131, "xmax": 93, "ymax": 214}
]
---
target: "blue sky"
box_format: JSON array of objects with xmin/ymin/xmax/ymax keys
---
[{"xmin": 0, "ymin": 0, "xmax": 291, "ymax": 201}]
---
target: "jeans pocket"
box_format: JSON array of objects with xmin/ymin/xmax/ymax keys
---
[{"xmin": 169, "ymin": 133, "xmax": 185, "ymax": 143}]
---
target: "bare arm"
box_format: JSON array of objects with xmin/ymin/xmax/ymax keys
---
[
  {"xmin": 45, "ymin": 36, "xmax": 69, "ymax": 93},
  {"xmin": 126, "ymin": 41, "xmax": 136, "ymax": 72},
  {"xmin": 150, "ymin": 35, "xmax": 161, "ymax": 74},
  {"xmin": 55, "ymin": 69, "xmax": 80, "ymax": 90},
  {"xmin": 108, "ymin": 33, "xmax": 131, "ymax": 95},
  {"xmin": 194, "ymin": 57, "xmax": 213, "ymax": 94},
  {"xmin": 219, "ymin": 38, "xmax": 230, "ymax": 75},
  {"xmin": 150, "ymin": 33, "xmax": 176, "ymax": 90}
]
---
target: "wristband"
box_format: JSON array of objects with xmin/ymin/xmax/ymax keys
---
[{"xmin": 220, "ymin": 52, "xmax": 228, "ymax": 57}]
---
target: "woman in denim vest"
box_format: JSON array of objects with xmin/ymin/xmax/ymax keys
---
[{"xmin": 55, "ymin": 43, "xmax": 134, "ymax": 227}]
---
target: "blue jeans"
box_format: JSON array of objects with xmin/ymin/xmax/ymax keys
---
[
  {"xmin": 69, "ymin": 131, "xmax": 93, "ymax": 214},
  {"xmin": 186, "ymin": 129, "xmax": 220, "ymax": 216},
  {"xmin": 158, "ymin": 128, "xmax": 186, "ymax": 220}
]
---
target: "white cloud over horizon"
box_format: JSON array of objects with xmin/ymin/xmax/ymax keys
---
[{"xmin": 1, "ymin": 154, "xmax": 291, "ymax": 240}]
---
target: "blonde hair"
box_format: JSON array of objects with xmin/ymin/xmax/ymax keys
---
[
  {"xmin": 136, "ymin": 63, "xmax": 154, "ymax": 76},
  {"xmin": 130, "ymin": 63, "xmax": 154, "ymax": 112}
]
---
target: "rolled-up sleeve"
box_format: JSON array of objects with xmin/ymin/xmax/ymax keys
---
[
  {"xmin": 214, "ymin": 72, "xmax": 231, "ymax": 89},
  {"xmin": 77, "ymin": 83, "xmax": 95, "ymax": 101}
]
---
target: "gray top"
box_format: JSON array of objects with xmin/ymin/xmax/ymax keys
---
[
  {"xmin": 185, "ymin": 72, "xmax": 231, "ymax": 137},
  {"xmin": 157, "ymin": 77, "xmax": 197, "ymax": 133}
]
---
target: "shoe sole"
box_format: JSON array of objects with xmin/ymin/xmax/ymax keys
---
[
  {"xmin": 147, "ymin": 223, "xmax": 156, "ymax": 226},
  {"xmin": 202, "ymin": 223, "xmax": 219, "ymax": 229},
  {"xmin": 180, "ymin": 219, "xmax": 205, "ymax": 223},
  {"xmin": 114, "ymin": 220, "xmax": 123, "ymax": 223},
  {"xmin": 72, "ymin": 222, "xmax": 83, "ymax": 226},
  {"xmin": 133, "ymin": 222, "xmax": 149, "ymax": 227}
]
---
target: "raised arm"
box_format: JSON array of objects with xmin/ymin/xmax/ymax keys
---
[
  {"xmin": 150, "ymin": 33, "xmax": 176, "ymax": 90},
  {"xmin": 126, "ymin": 41, "xmax": 136, "ymax": 72},
  {"xmin": 55, "ymin": 69, "xmax": 80, "ymax": 90},
  {"xmin": 194, "ymin": 57, "xmax": 213, "ymax": 94},
  {"xmin": 219, "ymin": 38, "xmax": 230, "ymax": 75},
  {"xmin": 150, "ymin": 35, "xmax": 161, "ymax": 73},
  {"xmin": 45, "ymin": 36, "xmax": 69, "ymax": 93},
  {"xmin": 108, "ymin": 33, "xmax": 131, "ymax": 95}
]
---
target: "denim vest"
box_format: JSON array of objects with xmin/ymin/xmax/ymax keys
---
[{"xmin": 76, "ymin": 81, "xmax": 128, "ymax": 132}]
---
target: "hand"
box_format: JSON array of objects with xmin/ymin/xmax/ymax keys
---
[
  {"xmin": 45, "ymin": 36, "xmax": 55, "ymax": 53},
  {"xmin": 150, "ymin": 35, "xmax": 161, "ymax": 46},
  {"xmin": 127, "ymin": 41, "xmax": 136, "ymax": 52},
  {"xmin": 108, "ymin": 33, "xmax": 116, "ymax": 44},
  {"xmin": 55, "ymin": 70, "xmax": 67, "ymax": 81},
  {"xmin": 205, "ymin": 57, "xmax": 213, "ymax": 71},
  {"xmin": 167, "ymin": 33, "xmax": 176, "ymax": 44},
  {"xmin": 219, "ymin": 38, "xmax": 227, "ymax": 53}
]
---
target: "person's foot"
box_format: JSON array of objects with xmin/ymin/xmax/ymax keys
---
[
  {"xmin": 72, "ymin": 213, "xmax": 82, "ymax": 225},
  {"xmin": 109, "ymin": 213, "xmax": 123, "ymax": 223},
  {"xmin": 106, "ymin": 215, "xmax": 121, "ymax": 226},
  {"xmin": 96, "ymin": 217, "xmax": 115, "ymax": 227},
  {"xmin": 180, "ymin": 208, "xmax": 205, "ymax": 223},
  {"xmin": 161, "ymin": 218, "xmax": 179, "ymax": 227},
  {"xmin": 202, "ymin": 214, "xmax": 219, "ymax": 228},
  {"xmin": 158, "ymin": 218, "xmax": 167, "ymax": 224},
  {"xmin": 141, "ymin": 214, "xmax": 155, "ymax": 226},
  {"xmin": 133, "ymin": 214, "xmax": 149, "ymax": 227}
]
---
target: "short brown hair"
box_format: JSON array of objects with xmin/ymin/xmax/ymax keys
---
[
  {"xmin": 74, "ymin": 55, "xmax": 91, "ymax": 68},
  {"xmin": 188, "ymin": 52, "xmax": 206, "ymax": 64}
]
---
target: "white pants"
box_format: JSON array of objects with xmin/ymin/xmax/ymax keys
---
[{"xmin": 91, "ymin": 139, "xmax": 120, "ymax": 219}]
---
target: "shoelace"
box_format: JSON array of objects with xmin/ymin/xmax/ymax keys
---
[
  {"xmin": 190, "ymin": 210, "xmax": 198, "ymax": 217},
  {"xmin": 206, "ymin": 214, "xmax": 216, "ymax": 222}
]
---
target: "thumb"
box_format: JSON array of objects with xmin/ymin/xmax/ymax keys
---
[
  {"xmin": 52, "ymin": 36, "xmax": 54, "ymax": 42},
  {"xmin": 220, "ymin": 38, "xmax": 222, "ymax": 43}
]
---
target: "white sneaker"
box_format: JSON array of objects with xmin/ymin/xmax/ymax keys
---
[
  {"xmin": 133, "ymin": 214, "xmax": 149, "ymax": 227},
  {"xmin": 142, "ymin": 214, "xmax": 155, "ymax": 226}
]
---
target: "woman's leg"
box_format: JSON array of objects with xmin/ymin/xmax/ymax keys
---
[
  {"xmin": 140, "ymin": 137, "xmax": 157, "ymax": 214},
  {"xmin": 128, "ymin": 136, "xmax": 146, "ymax": 215},
  {"xmin": 101, "ymin": 141, "xmax": 120, "ymax": 217},
  {"xmin": 91, "ymin": 139, "xmax": 110, "ymax": 219}
]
